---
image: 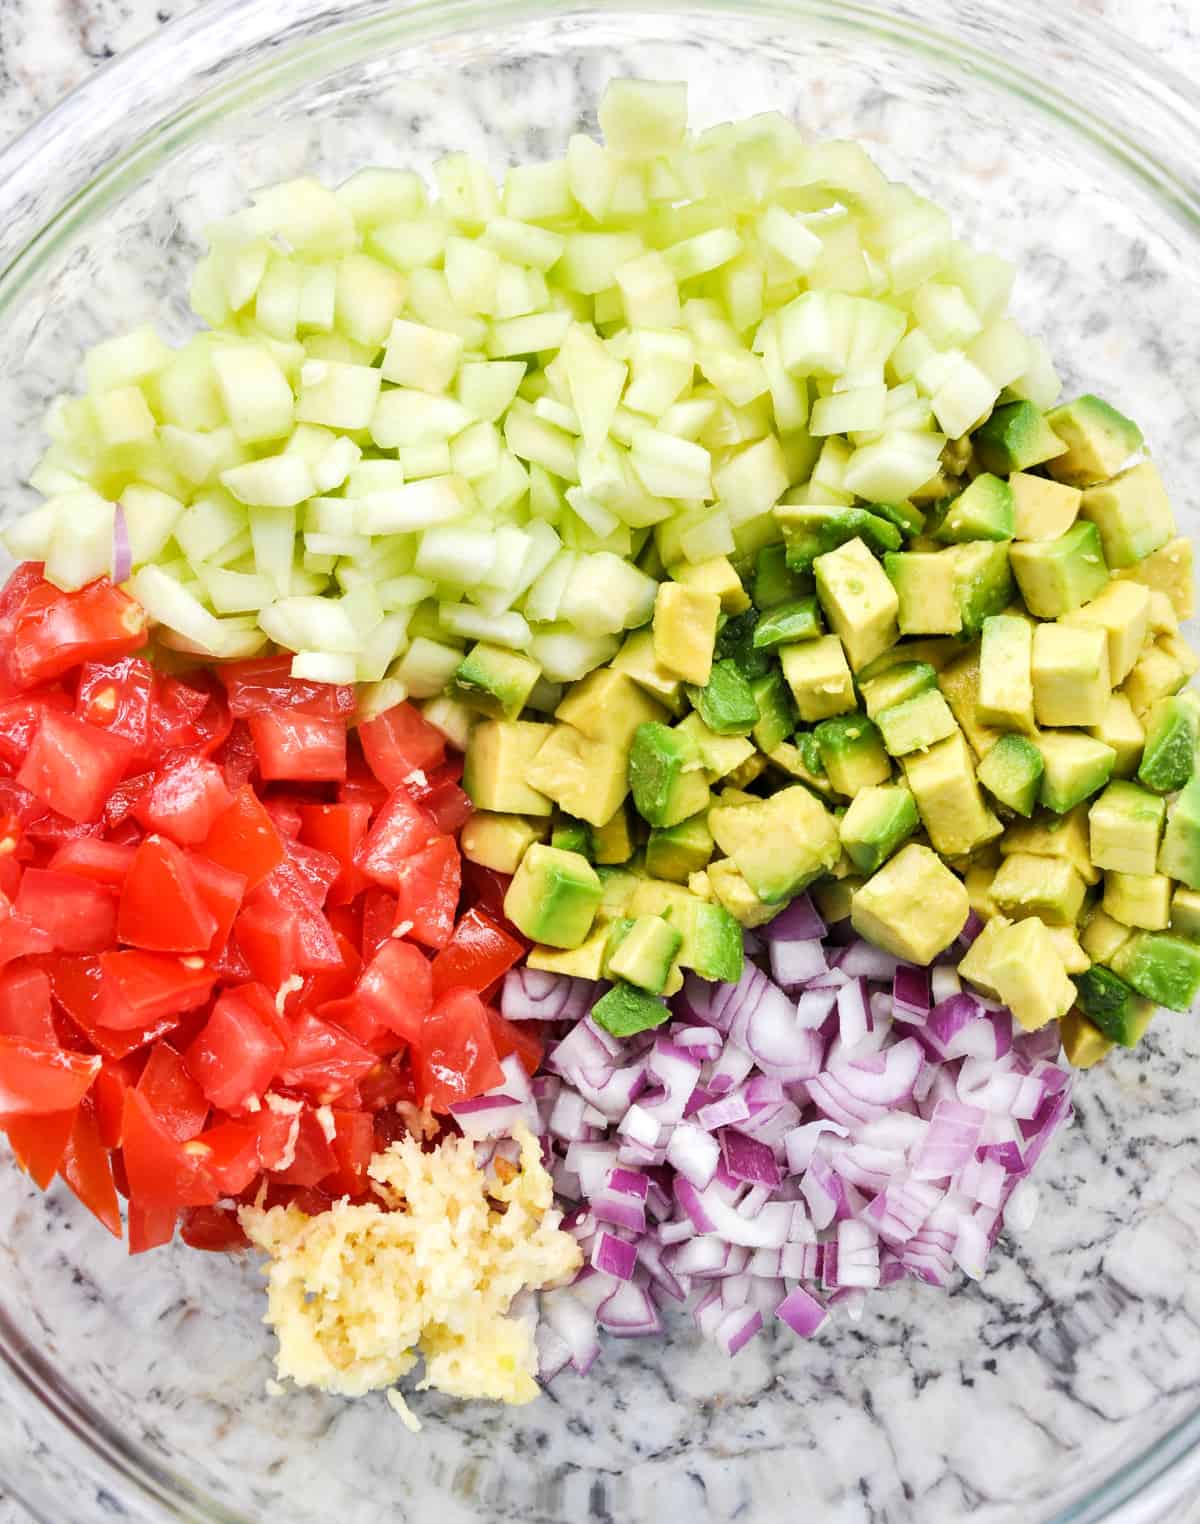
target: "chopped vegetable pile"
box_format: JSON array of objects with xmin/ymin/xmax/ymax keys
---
[{"xmin": 1, "ymin": 75, "xmax": 1198, "ymax": 1421}]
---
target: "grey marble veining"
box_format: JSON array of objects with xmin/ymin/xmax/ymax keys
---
[{"xmin": 1, "ymin": 2, "xmax": 1200, "ymax": 1522}]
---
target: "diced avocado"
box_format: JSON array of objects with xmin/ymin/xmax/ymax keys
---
[
  {"xmin": 671, "ymin": 897, "xmax": 744, "ymax": 983},
  {"xmin": 1122, "ymin": 639, "xmax": 1191, "ymax": 719},
  {"xmin": 903, "ymin": 731, "xmax": 1002, "ymax": 857},
  {"xmin": 646, "ymin": 813, "xmax": 715, "ymax": 883},
  {"xmin": 752, "ymin": 597, "xmax": 823, "ymax": 650},
  {"xmin": 688, "ymin": 658, "xmax": 760, "ymax": 736},
  {"xmin": 876, "ymin": 688, "xmax": 958, "ymax": 758},
  {"xmin": 813, "ymin": 874, "xmax": 859, "ymax": 923},
  {"xmin": 934, "ymin": 474, "xmax": 1014, "ymax": 543},
  {"xmin": 550, "ymin": 816, "xmax": 593, "ymax": 857},
  {"xmin": 464, "ymin": 719, "xmax": 554, "ymax": 815},
  {"xmin": 706, "ymin": 856, "xmax": 778, "ymax": 928},
  {"xmin": 1003, "ymin": 804, "xmax": 1100, "ymax": 886},
  {"xmin": 591, "ymin": 804, "xmax": 635, "ymax": 865},
  {"xmin": 1009, "ymin": 472, "xmax": 1082, "ymax": 541},
  {"xmin": 754, "ymin": 542, "xmax": 812, "ymax": 610},
  {"xmin": 628, "ymin": 721, "xmax": 710, "ymax": 829},
  {"xmin": 1147, "ymin": 591, "xmax": 1180, "ymax": 636},
  {"xmin": 937, "ymin": 650, "xmax": 1003, "ymax": 759},
  {"xmin": 780, "ymin": 634, "xmax": 856, "ymax": 722},
  {"xmin": 1088, "ymin": 782, "xmax": 1165, "ymax": 877},
  {"xmin": 555, "ymin": 666, "xmax": 669, "ymax": 749},
  {"xmin": 1079, "ymin": 461, "xmax": 1175, "ymax": 568},
  {"xmin": 1060, "ymin": 580, "xmax": 1150, "ymax": 686},
  {"xmin": 885, "ymin": 549, "xmax": 963, "ymax": 636},
  {"xmin": 1081, "ymin": 907, "xmax": 1134, "ymax": 966},
  {"xmin": 674, "ymin": 555, "xmax": 750, "ymax": 614},
  {"xmin": 850, "ymin": 843, "xmax": 969, "ymax": 964},
  {"xmin": 612, "ymin": 628, "xmax": 686, "ymax": 713},
  {"xmin": 526, "ymin": 723, "xmax": 630, "ymax": 828},
  {"xmin": 978, "ymin": 614, "xmax": 1035, "ymax": 732},
  {"xmin": 859, "ymin": 661, "xmax": 938, "ymax": 720},
  {"xmin": 839, "ymin": 784, "xmax": 920, "ymax": 874},
  {"xmin": 750, "ymin": 670, "xmax": 798, "ymax": 753},
  {"xmin": 1113, "ymin": 536, "xmax": 1194, "ymax": 620},
  {"xmin": 675, "ymin": 711, "xmax": 755, "ymax": 781},
  {"xmin": 460, "ymin": 811, "xmax": 548, "ymax": 874},
  {"xmin": 606, "ymin": 914, "xmax": 683, "ymax": 994},
  {"xmin": 591, "ymin": 982, "xmax": 670, "ymax": 1037},
  {"xmin": 1031, "ymin": 622, "xmax": 1111, "ymax": 728},
  {"xmin": 596, "ymin": 865, "xmax": 640, "ymax": 919},
  {"xmin": 1159, "ymin": 632, "xmax": 1200, "ymax": 684},
  {"xmin": 777, "ymin": 504, "xmax": 902, "ymax": 571},
  {"xmin": 814, "ymin": 714, "xmax": 891, "ymax": 796},
  {"xmin": 1044, "ymin": 925, "xmax": 1091, "ymax": 975},
  {"xmin": 504, "ymin": 844, "xmax": 603, "ymax": 948},
  {"xmin": 1137, "ymin": 694, "xmax": 1197, "ymax": 794},
  {"xmin": 527, "ymin": 925, "xmax": 610, "ymax": 979},
  {"xmin": 766, "ymin": 740, "xmax": 836, "ymax": 799},
  {"xmin": 653, "ymin": 582, "xmax": 721, "ymax": 687},
  {"xmin": 957, "ymin": 914, "xmax": 1010, "ymax": 998},
  {"xmin": 727, "ymin": 751, "xmax": 768, "ymax": 790},
  {"xmin": 795, "ymin": 731, "xmax": 827, "ymax": 780},
  {"xmin": 950, "ymin": 541, "xmax": 1014, "ymax": 639},
  {"xmin": 708, "ymin": 785, "xmax": 840, "ymax": 903},
  {"xmin": 1044, "ymin": 394, "xmax": 1143, "ymax": 486},
  {"xmin": 711, "ymin": 608, "xmax": 772, "ymax": 683},
  {"xmin": 976, "ymin": 733, "xmax": 1045, "ymax": 817},
  {"xmin": 813, "ymin": 536, "xmax": 900, "ymax": 672},
  {"xmin": 1034, "ymin": 731, "xmax": 1115, "ymax": 813},
  {"xmin": 867, "ymin": 499, "xmax": 926, "ymax": 537},
  {"xmin": 1089, "ymin": 694, "xmax": 1144, "ymax": 778},
  {"xmin": 1010, "ymin": 521, "xmax": 1109, "ymax": 618},
  {"xmin": 1160, "ymin": 775, "xmax": 1200, "ymax": 888},
  {"xmin": 991, "ymin": 852, "xmax": 1086, "ymax": 926},
  {"xmin": 983, "ymin": 916, "xmax": 1077, "ymax": 1031},
  {"xmin": 965, "ymin": 861, "xmax": 999, "ymax": 920},
  {"xmin": 1072, "ymin": 965, "xmax": 1154, "ymax": 1047},
  {"xmin": 1110, "ymin": 931, "xmax": 1200, "ymax": 1011},
  {"xmin": 1171, "ymin": 885, "xmax": 1200, "ymax": 939},
  {"xmin": 1060, "ymin": 1009, "xmax": 1115, "ymax": 1068},
  {"xmin": 972, "ymin": 400, "xmax": 1067, "ymax": 475},
  {"xmin": 1103, "ymin": 871, "xmax": 1173, "ymax": 931},
  {"xmin": 451, "ymin": 642, "xmax": 542, "ymax": 720}
]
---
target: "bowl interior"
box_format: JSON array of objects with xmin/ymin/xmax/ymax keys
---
[{"xmin": 2, "ymin": 5, "xmax": 1200, "ymax": 1522}]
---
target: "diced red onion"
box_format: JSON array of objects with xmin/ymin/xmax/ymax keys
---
[
  {"xmin": 720, "ymin": 1129, "xmax": 782, "ymax": 1188},
  {"xmin": 838, "ymin": 941, "xmax": 901, "ymax": 981},
  {"xmin": 112, "ymin": 502, "xmax": 132, "ymax": 585},
  {"xmin": 892, "ymin": 964, "xmax": 931, "ymax": 1023},
  {"xmin": 761, "ymin": 893, "xmax": 825, "ymax": 942},
  {"xmin": 670, "ymin": 1025, "xmax": 724, "ymax": 1059},
  {"xmin": 777, "ymin": 1285, "xmax": 828, "ymax": 1337},
  {"xmin": 930, "ymin": 965, "xmax": 961, "ymax": 1003},
  {"xmin": 617, "ymin": 1104, "xmax": 661, "ymax": 1151},
  {"xmin": 705, "ymin": 1042, "xmax": 757, "ymax": 1093},
  {"xmin": 911, "ymin": 1099, "xmax": 985, "ymax": 1182},
  {"xmin": 769, "ymin": 936, "xmax": 828, "ymax": 989},
  {"xmin": 504, "ymin": 968, "xmax": 600, "ymax": 1023},
  {"xmin": 591, "ymin": 1231, "xmax": 639, "ymax": 1281},
  {"xmin": 958, "ymin": 910, "xmax": 986, "ymax": 948},
  {"xmin": 714, "ymin": 1305, "xmax": 763, "ymax": 1356},
  {"xmin": 836, "ymin": 977, "xmax": 872, "ymax": 1048},
  {"xmin": 597, "ymin": 1279, "xmax": 661, "ymax": 1337},
  {"xmin": 666, "ymin": 1121, "xmax": 720, "ymax": 1189}
]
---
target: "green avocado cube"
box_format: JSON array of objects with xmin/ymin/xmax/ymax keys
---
[
  {"xmin": 813, "ymin": 536, "xmax": 901, "ymax": 672},
  {"xmin": 778, "ymin": 504, "xmax": 902, "ymax": 572},
  {"xmin": 875, "ymin": 688, "xmax": 958, "ymax": 759},
  {"xmin": 850, "ymin": 843, "xmax": 969, "ymax": 964},
  {"xmin": 679, "ymin": 899, "xmax": 745, "ymax": 983},
  {"xmin": 991, "ymin": 852, "xmax": 1086, "ymax": 926},
  {"xmin": 1034, "ymin": 730, "xmax": 1116, "ymax": 813},
  {"xmin": 1009, "ymin": 472, "xmax": 1082, "ymax": 542},
  {"xmin": 606, "ymin": 914, "xmax": 683, "ymax": 994},
  {"xmin": 838, "ymin": 784, "xmax": 920, "ymax": 874},
  {"xmin": 646, "ymin": 813, "xmax": 715, "ymax": 883},
  {"xmin": 951, "ymin": 541, "xmax": 1015, "ymax": 639},
  {"xmin": 504, "ymin": 844, "xmax": 603, "ymax": 948},
  {"xmin": 628, "ymin": 721, "xmax": 710, "ymax": 828},
  {"xmin": 591, "ymin": 804, "xmax": 635, "ymax": 865},
  {"xmin": 972, "ymin": 400, "xmax": 1067, "ymax": 475},
  {"xmin": 1089, "ymin": 693, "xmax": 1145, "ymax": 778},
  {"xmin": 709, "ymin": 784, "xmax": 840, "ymax": 903},
  {"xmin": 752, "ymin": 597, "xmax": 823, "ymax": 650},
  {"xmin": 1103, "ymin": 871, "xmax": 1173, "ymax": 931},
  {"xmin": 464, "ymin": 719, "xmax": 554, "ymax": 816},
  {"xmin": 550, "ymin": 816, "xmax": 593, "ymax": 857},
  {"xmin": 555, "ymin": 666, "xmax": 669, "ymax": 749},
  {"xmin": 934, "ymin": 473, "xmax": 1015, "ymax": 543},
  {"xmin": 526, "ymin": 723, "xmax": 631, "ymax": 828},
  {"xmin": 452, "ymin": 642, "xmax": 542, "ymax": 720},
  {"xmin": 1072, "ymin": 965, "xmax": 1153, "ymax": 1046},
  {"xmin": 780, "ymin": 635, "xmax": 856, "ymax": 722},
  {"xmin": 1060, "ymin": 579, "xmax": 1150, "ymax": 686},
  {"xmin": 1171, "ymin": 885, "xmax": 1200, "ymax": 939},
  {"xmin": 859, "ymin": 661, "xmax": 939, "ymax": 720},
  {"xmin": 938, "ymin": 649, "xmax": 1004, "ymax": 760},
  {"xmin": 884, "ymin": 550, "xmax": 963, "ymax": 636},
  {"xmin": 1137, "ymin": 694, "xmax": 1198, "ymax": 794},
  {"xmin": 591, "ymin": 982, "xmax": 671, "ymax": 1037},
  {"xmin": 794, "ymin": 731, "xmax": 828, "ymax": 781},
  {"xmin": 654, "ymin": 582, "xmax": 721, "ymax": 687},
  {"xmin": 1060, "ymin": 1009, "xmax": 1116, "ymax": 1068},
  {"xmin": 977, "ymin": 733, "xmax": 1044, "ymax": 817},
  {"xmin": 688, "ymin": 658, "xmax": 761, "ymax": 736},
  {"xmin": 674, "ymin": 712, "xmax": 755, "ymax": 782},
  {"xmin": 983, "ymin": 916, "xmax": 1077, "ymax": 1031},
  {"xmin": 866, "ymin": 499, "xmax": 926, "ymax": 537},
  {"xmin": 978, "ymin": 614, "xmax": 1035, "ymax": 732},
  {"xmin": 1123, "ymin": 638, "xmax": 1194, "ymax": 719},
  {"xmin": 753, "ymin": 542, "xmax": 812, "ymax": 610},
  {"xmin": 1032, "ymin": 622, "xmax": 1111, "ymax": 728},
  {"xmin": 612, "ymin": 628, "xmax": 686, "ymax": 713},
  {"xmin": 814, "ymin": 713, "xmax": 891, "ymax": 796},
  {"xmin": 750, "ymin": 670, "xmax": 798, "ymax": 753},
  {"xmin": 713, "ymin": 607, "xmax": 773, "ymax": 681},
  {"xmin": 1089, "ymin": 781, "xmax": 1166, "ymax": 876},
  {"xmin": 1010, "ymin": 521, "xmax": 1110, "ymax": 618},
  {"xmin": 903, "ymin": 731, "xmax": 1002, "ymax": 857},
  {"xmin": 1159, "ymin": 774, "xmax": 1200, "ymax": 889},
  {"xmin": 1044, "ymin": 394, "xmax": 1143, "ymax": 487},
  {"xmin": 1080, "ymin": 462, "xmax": 1175, "ymax": 568},
  {"xmin": 460, "ymin": 811, "xmax": 548, "ymax": 874},
  {"xmin": 1111, "ymin": 931, "xmax": 1200, "ymax": 1011}
]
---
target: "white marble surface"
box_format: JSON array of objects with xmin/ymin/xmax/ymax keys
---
[{"xmin": 0, "ymin": 2, "xmax": 1199, "ymax": 1522}]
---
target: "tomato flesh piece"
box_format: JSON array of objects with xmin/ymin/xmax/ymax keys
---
[
  {"xmin": 118, "ymin": 837, "xmax": 218, "ymax": 954},
  {"xmin": 98, "ymin": 950, "xmax": 215, "ymax": 1030},
  {"xmin": 0, "ymin": 965, "xmax": 55, "ymax": 1045},
  {"xmin": 179, "ymin": 1204, "xmax": 249, "ymax": 1252},
  {"xmin": 18, "ymin": 710, "xmax": 135, "ymax": 824},
  {"xmin": 356, "ymin": 939, "xmax": 433, "ymax": 1044},
  {"xmin": 0, "ymin": 1037, "xmax": 100, "ymax": 1115},
  {"xmin": 133, "ymin": 755, "xmax": 232, "ymax": 846},
  {"xmin": 270, "ymin": 1106, "xmax": 338, "ymax": 1186},
  {"xmin": 76, "ymin": 656, "xmax": 155, "ymax": 754},
  {"xmin": 220, "ymin": 655, "xmax": 355, "ymax": 721},
  {"xmin": 121, "ymin": 1089, "xmax": 217, "ymax": 1209},
  {"xmin": 431, "ymin": 907, "xmax": 523, "ymax": 998},
  {"xmin": 184, "ymin": 985, "xmax": 285, "ymax": 1113},
  {"xmin": 61, "ymin": 1098, "xmax": 122, "ymax": 1237},
  {"xmin": 355, "ymin": 789, "xmax": 437, "ymax": 890},
  {"xmin": 393, "ymin": 833, "xmax": 461, "ymax": 950},
  {"xmin": 14, "ymin": 867, "xmax": 118, "ymax": 954},
  {"xmin": 248, "ymin": 708, "xmax": 346, "ymax": 783},
  {"xmin": 3, "ymin": 1108, "xmax": 77, "ymax": 1189},
  {"xmin": 136, "ymin": 1042, "xmax": 210, "ymax": 1142},
  {"xmin": 10, "ymin": 579, "xmax": 148, "ymax": 689},
  {"xmin": 278, "ymin": 1013, "xmax": 378, "ymax": 1103},
  {"xmin": 358, "ymin": 703, "xmax": 445, "ymax": 790},
  {"xmin": 298, "ymin": 802, "xmax": 371, "ymax": 906},
  {"xmin": 413, "ymin": 989, "xmax": 505, "ymax": 1113},
  {"xmin": 48, "ymin": 837, "xmax": 136, "ymax": 889},
  {"xmin": 199, "ymin": 785, "xmax": 284, "ymax": 890}
]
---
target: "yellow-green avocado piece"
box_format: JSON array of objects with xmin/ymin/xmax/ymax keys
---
[
  {"xmin": 504, "ymin": 844, "xmax": 603, "ymax": 949},
  {"xmin": 463, "ymin": 719, "xmax": 554, "ymax": 815},
  {"xmin": 709, "ymin": 785, "xmax": 840, "ymax": 904},
  {"xmin": 850, "ymin": 843, "xmax": 969, "ymax": 964}
]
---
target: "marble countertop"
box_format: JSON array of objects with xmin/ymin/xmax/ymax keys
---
[{"xmin": 1, "ymin": 1, "xmax": 1199, "ymax": 1521}]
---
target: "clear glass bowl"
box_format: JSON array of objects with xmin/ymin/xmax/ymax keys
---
[{"xmin": 1, "ymin": 2, "xmax": 1199, "ymax": 1520}]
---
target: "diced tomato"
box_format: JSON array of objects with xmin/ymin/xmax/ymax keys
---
[
  {"xmin": 422, "ymin": 779, "xmax": 472, "ymax": 836},
  {"xmin": 10, "ymin": 578, "xmax": 148, "ymax": 689},
  {"xmin": 458, "ymin": 861, "xmax": 516, "ymax": 929},
  {"xmin": 302, "ymin": 933, "xmax": 361, "ymax": 1010},
  {"xmin": 0, "ymin": 564, "xmax": 47, "ymax": 635},
  {"xmin": 244, "ymin": 862, "xmax": 343, "ymax": 976},
  {"xmin": 355, "ymin": 789, "xmax": 437, "ymax": 890},
  {"xmin": 213, "ymin": 719, "xmax": 257, "ymax": 791},
  {"xmin": 431, "ymin": 907, "xmax": 523, "ymax": 998},
  {"xmin": 0, "ymin": 893, "xmax": 53, "ymax": 967},
  {"xmin": 98, "ymin": 950, "xmax": 215, "ymax": 1030},
  {"xmin": 277, "ymin": 1013, "xmax": 377, "ymax": 1102},
  {"xmin": 0, "ymin": 690, "xmax": 74, "ymax": 770},
  {"xmin": 270, "ymin": 1107, "xmax": 338, "ymax": 1186},
  {"xmin": 0, "ymin": 1037, "xmax": 100, "ymax": 1114},
  {"xmin": 151, "ymin": 672, "xmax": 231, "ymax": 758},
  {"xmin": 17, "ymin": 710, "xmax": 135, "ymax": 824},
  {"xmin": 118, "ymin": 837, "xmax": 218, "ymax": 954},
  {"xmin": 212, "ymin": 936, "xmax": 253, "ymax": 984},
  {"xmin": 358, "ymin": 703, "xmax": 445, "ymax": 790},
  {"xmin": 412, "ymin": 989, "xmax": 504, "ymax": 1113},
  {"xmin": 104, "ymin": 772, "xmax": 153, "ymax": 830},
  {"xmin": 61, "ymin": 1098, "xmax": 121, "ymax": 1237},
  {"xmin": 234, "ymin": 902, "xmax": 300, "ymax": 989},
  {"xmin": 76, "ymin": 656, "xmax": 156, "ymax": 753},
  {"xmin": 133, "ymin": 755, "xmax": 232, "ymax": 846},
  {"xmin": 0, "ymin": 854, "xmax": 18, "ymax": 903},
  {"xmin": 252, "ymin": 1107, "xmax": 301, "ymax": 1173},
  {"xmin": 338, "ymin": 745, "xmax": 389, "ymax": 813},
  {"xmin": 358, "ymin": 1055, "xmax": 413, "ymax": 1113},
  {"xmin": 193, "ymin": 1116, "xmax": 261, "ymax": 1196},
  {"xmin": 47, "ymin": 955, "xmax": 180, "ymax": 1059},
  {"xmin": 360, "ymin": 888, "xmax": 399, "ymax": 963},
  {"xmin": 92, "ymin": 1054, "xmax": 145, "ymax": 1148},
  {"xmin": 14, "ymin": 867, "xmax": 118, "ymax": 954},
  {"xmin": 137, "ymin": 1042, "xmax": 209, "ymax": 1141},
  {"xmin": 285, "ymin": 839, "xmax": 341, "ymax": 907},
  {"xmin": 121, "ymin": 1089, "xmax": 217, "ymax": 1209},
  {"xmin": 127, "ymin": 1200, "xmax": 177, "ymax": 1254},
  {"xmin": 356, "ymin": 939, "xmax": 433, "ymax": 1043},
  {"xmin": 394, "ymin": 834, "xmax": 461, "ymax": 950},
  {"xmin": 487, "ymin": 1008, "xmax": 545, "ymax": 1078},
  {"xmin": 0, "ymin": 965, "xmax": 55, "ymax": 1044},
  {"xmin": 262, "ymin": 795, "xmax": 304, "ymax": 840},
  {"xmin": 248, "ymin": 708, "xmax": 346, "ymax": 783},
  {"xmin": 186, "ymin": 853, "xmax": 246, "ymax": 955},
  {"xmin": 220, "ymin": 655, "xmax": 356, "ymax": 721},
  {"xmin": 179, "ymin": 1204, "xmax": 249, "ymax": 1252},
  {"xmin": 4, "ymin": 1109, "xmax": 77, "ymax": 1189},
  {"xmin": 298, "ymin": 802, "xmax": 370, "ymax": 906},
  {"xmin": 184, "ymin": 985, "xmax": 286, "ymax": 1113},
  {"xmin": 323, "ymin": 1109, "xmax": 374, "ymax": 1198},
  {"xmin": 199, "ymin": 785, "xmax": 284, "ymax": 890},
  {"xmin": 48, "ymin": 837, "xmax": 136, "ymax": 889}
]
